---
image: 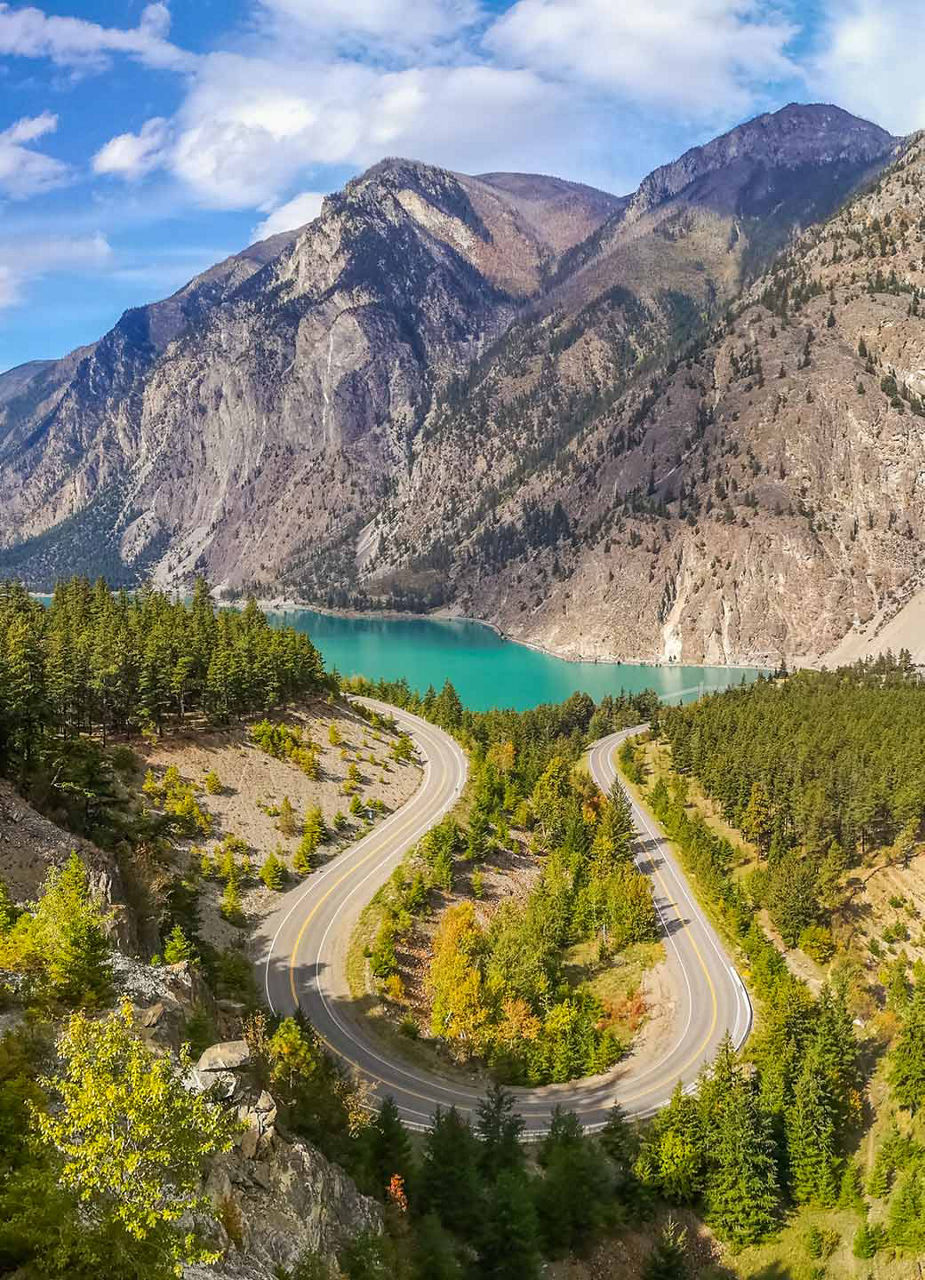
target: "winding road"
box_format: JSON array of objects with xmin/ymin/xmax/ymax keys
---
[{"xmin": 256, "ymin": 700, "xmax": 751, "ymax": 1133}]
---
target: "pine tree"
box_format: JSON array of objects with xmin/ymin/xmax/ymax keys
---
[
  {"xmin": 260, "ymin": 851, "xmax": 286, "ymax": 891},
  {"xmin": 362, "ymin": 1097, "xmax": 414, "ymax": 1200},
  {"xmin": 411, "ymin": 1214, "xmax": 463, "ymax": 1280},
  {"xmin": 866, "ymin": 1136, "xmax": 894, "ymax": 1199},
  {"xmin": 889, "ymin": 982, "xmax": 925, "ymax": 1112},
  {"xmin": 852, "ymin": 1218, "xmax": 879, "ymax": 1259},
  {"xmin": 742, "ymin": 780, "xmax": 775, "ymax": 855},
  {"xmin": 643, "ymin": 1217, "xmax": 688, "ymax": 1280},
  {"xmin": 433, "ymin": 680, "xmax": 463, "ymax": 731},
  {"xmin": 705, "ymin": 1066, "xmax": 780, "ymax": 1246},
  {"xmin": 590, "ymin": 785, "xmax": 636, "ymax": 870},
  {"xmin": 220, "ymin": 875, "xmax": 244, "ymax": 926},
  {"xmin": 293, "ymin": 836, "xmax": 315, "ymax": 877},
  {"xmin": 418, "ymin": 1106, "xmax": 483, "ymax": 1241},
  {"xmin": 637, "ymin": 1080, "xmax": 703, "ymax": 1204},
  {"xmin": 888, "ymin": 1158, "xmax": 925, "ymax": 1251},
  {"xmin": 812, "ymin": 986, "xmax": 859, "ymax": 1121},
  {"xmin": 302, "ymin": 804, "xmax": 326, "ymax": 843},
  {"xmin": 4, "ymin": 613, "xmax": 46, "ymax": 767},
  {"xmin": 534, "ymin": 1109, "xmax": 614, "ymax": 1255},
  {"xmin": 477, "ymin": 1168, "xmax": 540, "ymax": 1280},
  {"xmin": 8, "ymin": 852, "xmax": 113, "ymax": 1008},
  {"xmin": 599, "ymin": 1103, "xmax": 639, "ymax": 1195},
  {"xmin": 787, "ymin": 1042, "xmax": 841, "ymax": 1205},
  {"xmin": 432, "ymin": 847, "xmax": 454, "ymax": 892},
  {"xmin": 163, "ymin": 924, "xmax": 197, "ymax": 965},
  {"xmin": 217, "ymin": 841, "xmax": 237, "ymax": 883},
  {"xmin": 477, "ymin": 1084, "xmax": 525, "ymax": 1178},
  {"xmin": 837, "ymin": 1159, "xmax": 865, "ymax": 1211}
]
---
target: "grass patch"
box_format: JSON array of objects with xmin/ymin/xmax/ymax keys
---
[
  {"xmin": 730, "ymin": 1206, "xmax": 861, "ymax": 1279},
  {"xmin": 346, "ymin": 897, "xmax": 380, "ymax": 1000},
  {"xmin": 563, "ymin": 939, "xmax": 665, "ymax": 1039}
]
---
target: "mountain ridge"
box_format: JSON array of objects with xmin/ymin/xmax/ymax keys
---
[{"xmin": 1, "ymin": 102, "xmax": 916, "ymax": 666}]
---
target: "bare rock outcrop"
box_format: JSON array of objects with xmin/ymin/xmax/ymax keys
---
[
  {"xmin": 0, "ymin": 777, "xmax": 137, "ymax": 949},
  {"xmin": 112, "ymin": 955, "xmax": 221, "ymax": 1051},
  {"xmin": 183, "ymin": 1038, "xmax": 382, "ymax": 1279}
]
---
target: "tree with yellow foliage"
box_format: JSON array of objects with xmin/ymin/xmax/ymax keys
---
[
  {"xmin": 428, "ymin": 902, "xmax": 490, "ymax": 1058},
  {"xmin": 34, "ymin": 1004, "xmax": 234, "ymax": 1278}
]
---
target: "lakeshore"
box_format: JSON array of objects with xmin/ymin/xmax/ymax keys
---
[{"xmin": 262, "ymin": 603, "xmax": 763, "ymax": 712}]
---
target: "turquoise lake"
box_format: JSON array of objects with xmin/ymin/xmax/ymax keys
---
[{"xmin": 268, "ymin": 609, "xmax": 761, "ymax": 712}]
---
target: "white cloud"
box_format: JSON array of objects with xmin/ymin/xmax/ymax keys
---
[
  {"xmin": 812, "ymin": 0, "xmax": 924, "ymax": 136},
  {"xmin": 0, "ymin": 2, "xmax": 195, "ymax": 73},
  {"xmin": 253, "ymin": 190, "xmax": 326, "ymax": 240},
  {"xmin": 256, "ymin": 0, "xmax": 479, "ymax": 52},
  {"xmin": 0, "ymin": 231, "xmax": 111, "ymax": 308},
  {"xmin": 152, "ymin": 52, "xmax": 572, "ymax": 208},
  {"xmin": 139, "ymin": 2, "xmax": 171, "ymax": 41},
  {"xmin": 81, "ymin": 0, "xmax": 811, "ymax": 214},
  {"xmin": 93, "ymin": 117, "xmax": 170, "ymax": 179},
  {"xmin": 487, "ymin": 0, "xmax": 798, "ymax": 115},
  {"xmin": 6, "ymin": 0, "xmax": 857, "ymax": 239},
  {"xmin": 0, "ymin": 112, "xmax": 69, "ymax": 197},
  {"xmin": 3, "ymin": 109, "xmax": 57, "ymax": 144}
]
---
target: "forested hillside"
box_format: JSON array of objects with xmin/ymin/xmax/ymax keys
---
[
  {"xmin": 4, "ymin": 577, "xmax": 925, "ymax": 1277},
  {"xmin": 0, "ymin": 576, "xmax": 327, "ymax": 840},
  {"xmin": 616, "ymin": 660, "xmax": 925, "ymax": 1272},
  {"xmin": 0, "ymin": 576, "xmax": 326, "ymax": 754},
  {"xmin": 659, "ymin": 655, "xmax": 925, "ymax": 947},
  {"xmin": 0, "ymin": 577, "xmax": 668, "ymax": 1279}
]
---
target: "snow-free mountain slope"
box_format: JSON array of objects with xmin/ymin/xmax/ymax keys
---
[{"xmin": 0, "ymin": 104, "xmax": 914, "ymax": 667}]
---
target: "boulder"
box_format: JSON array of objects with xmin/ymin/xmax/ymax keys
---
[{"xmin": 197, "ymin": 1041, "xmax": 250, "ymax": 1073}]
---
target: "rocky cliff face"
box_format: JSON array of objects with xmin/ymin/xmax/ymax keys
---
[
  {"xmin": 0, "ymin": 159, "xmax": 619, "ymax": 600},
  {"xmin": 182, "ymin": 1037, "xmax": 382, "ymax": 1280},
  {"xmin": 422, "ymin": 132, "xmax": 925, "ymax": 666},
  {"xmin": 101, "ymin": 960, "xmax": 382, "ymax": 1279},
  {"xmin": 0, "ymin": 776, "xmax": 139, "ymax": 949},
  {"xmin": 1, "ymin": 103, "xmax": 914, "ymax": 664}
]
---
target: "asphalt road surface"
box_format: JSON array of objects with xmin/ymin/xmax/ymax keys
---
[{"xmin": 256, "ymin": 702, "xmax": 751, "ymax": 1132}]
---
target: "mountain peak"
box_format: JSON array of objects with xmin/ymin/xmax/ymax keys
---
[{"xmin": 628, "ymin": 101, "xmax": 898, "ymax": 222}]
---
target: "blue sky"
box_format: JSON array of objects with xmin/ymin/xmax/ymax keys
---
[{"xmin": 1, "ymin": 0, "xmax": 922, "ymax": 373}]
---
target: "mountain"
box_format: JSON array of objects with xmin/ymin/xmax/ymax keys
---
[
  {"xmin": 0, "ymin": 103, "xmax": 912, "ymax": 665},
  {"xmin": 428, "ymin": 126, "xmax": 925, "ymax": 667}
]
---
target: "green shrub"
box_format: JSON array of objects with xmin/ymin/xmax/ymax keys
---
[
  {"xmin": 260, "ymin": 851, "xmax": 286, "ymax": 892},
  {"xmin": 0, "ymin": 852, "xmax": 112, "ymax": 1008},
  {"xmin": 163, "ymin": 924, "xmax": 197, "ymax": 965},
  {"xmin": 220, "ymin": 876, "xmax": 245, "ymax": 926},
  {"xmin": 799, "ymin": 924, "xmax": 836, "ymax": 963},
  {"xmin": 852, "ymin": 1219, "xmax": 883, "ymax": 1259}
]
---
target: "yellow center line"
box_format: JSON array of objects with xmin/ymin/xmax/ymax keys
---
[
  {"xmin": 288, "ymin": 756, "xmax": 447, "ymax": 1005},
  {"xmin": 285, "ymin": 758, "xmax": 469, "ymax": 1110},
  {"xmin": 615, "ymin": 751, "xmax": 719, "ymax": 1106},
  {"xmin": 285, "ymin": 734, "xmax": 724, "ymax": 1122}
]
